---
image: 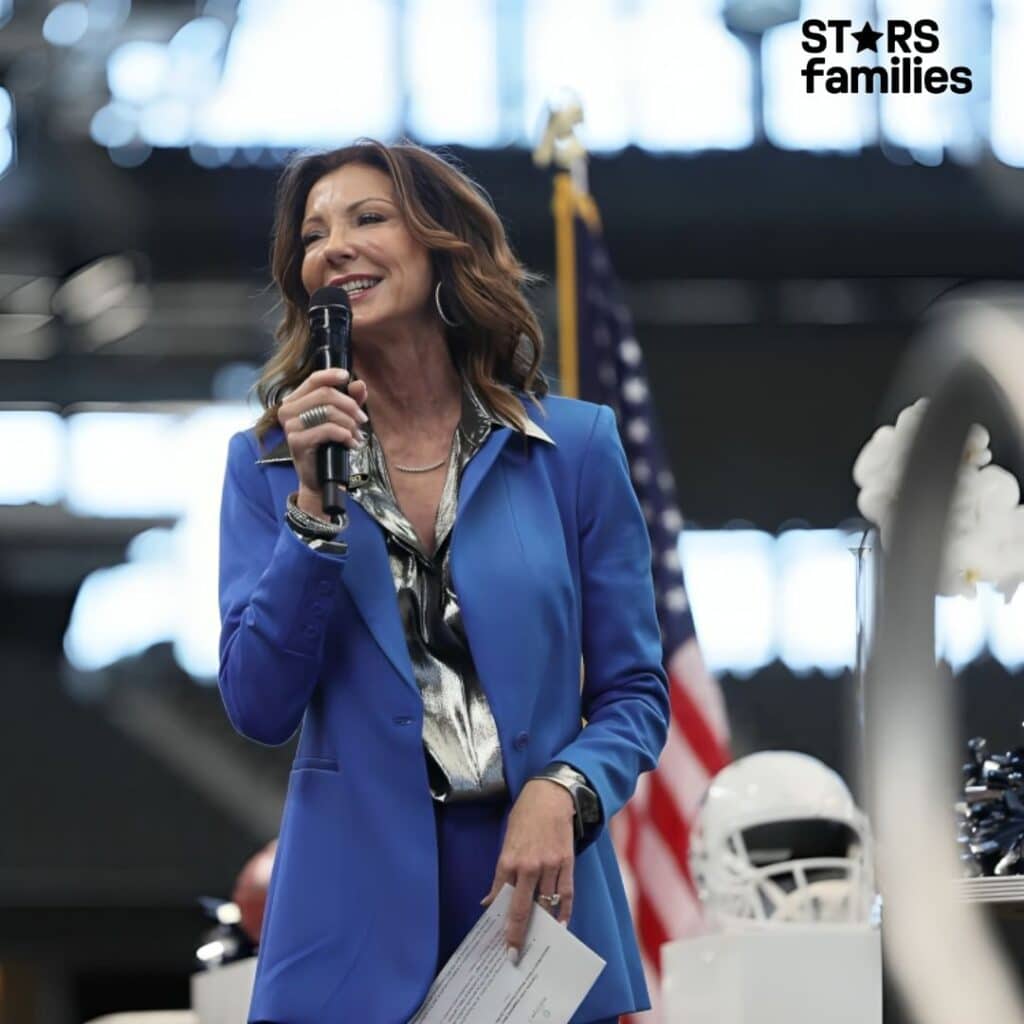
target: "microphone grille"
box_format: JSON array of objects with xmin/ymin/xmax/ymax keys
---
[{"xmin": 308, "ymin": 286, "xmax": 351, "ymax": 311}]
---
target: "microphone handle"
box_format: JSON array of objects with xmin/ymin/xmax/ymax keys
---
[{"xmin": 312, "ymin": 333, "xmax": 351, "ymax": 520}]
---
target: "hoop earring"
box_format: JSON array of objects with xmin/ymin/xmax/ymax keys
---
[{"xmin": 434, "ymin": 281, "xmax": 460, "ymax": 328}]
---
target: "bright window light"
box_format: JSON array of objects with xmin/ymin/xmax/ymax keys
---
[
  {"xmin": 42, "ymin": 1, "xmax": 89, "ymax": 47},
  {"xmin": 776, "ymin": 530, "xmax": 856, "ymax": 674},
  {"xmin": 165, "ymin": 18, "xmax": 228, "ymax": 103},
  {"xmin": 0, "ymin": 131, "xmax": 14, "ymax": 178},
  {"xmin": 66, "ymin": 412, "xmax": 192, "ymax": 517},
  {"xmin": 107, "ymin": 41, "xmax": 171, "ymax": 106},
  {"xmin": 992, "ymin": 0, "xmax": 1024, "ymax": 166},
  {"xmin": 87, "ymin": 0, "xmax": 130, "ymax": 35},
  {"xmin": 630, "ymin": 0, "xmax": 753, "ymax": 150},
  {"xmin": 195, "ymin": 0, "xmax": 399, "ymax": 147},
  {"xmin": 62, "ymin": 403, "xmax": 253, "ymax": 679},
  {"xmin": 64, "ymin": 556, "xmax": 179, "ymax": 671},
  {"xmin": 679, "ymin": 529, "xmax": 777, "ymax": 676},
  {"xmin": 935, "ymin": 590, "xmax": 988, "ymax": 672},
  {"xmin": 0, "ymin": 410, "xmax": 63, "ymax": 504},
  {"xmin": 170, "ymin": 16, "xmax": 229, "ymax": 61},
  {"xmin": 139, "ymin": 98, "xmax": 192, "ymax": 147},
  {"xmin": 763, "ymin": 0, "xmax": 875, "ymax": 151},
  {"xmin": 90, "ymin": 102, "xmax": 136, "ymax": 148},
  {"xmin": 0, "ymin": 88, "xmax": 12, "ymax": 130},
  {"xmin": 988, "ymin": 583, "xmax": 1024, "ymax": 671},
  {"xmin": 406, "ymin": 0, "xmax": 498, "ymax": 145},
  {"xmin": 523, "ymin": 0, "xmax": 632, "ymax": 151}
]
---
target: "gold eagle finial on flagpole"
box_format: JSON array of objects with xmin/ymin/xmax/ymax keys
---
[{"xmin": 533, "ymin": 89, "xmax": 589, "ymax": 196}]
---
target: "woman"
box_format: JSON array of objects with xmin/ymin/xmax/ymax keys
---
[{"xmin": 217, "ymin": 139, "xmax": 669, "ymax": 1023}]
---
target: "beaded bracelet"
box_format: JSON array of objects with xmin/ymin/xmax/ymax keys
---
[{"xmin": 285, "ymin": 491, "xmax": 347, "ymax": 538}]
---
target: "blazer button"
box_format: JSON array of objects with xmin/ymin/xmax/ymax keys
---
[{"xmin": 513, "ymin": 731, "xmax": 529, "ymax": 751}]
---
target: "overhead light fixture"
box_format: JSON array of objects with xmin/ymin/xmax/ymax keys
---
[{"xmin": 51, "ymin": 254, "xmax": 151, "ymax": 347}]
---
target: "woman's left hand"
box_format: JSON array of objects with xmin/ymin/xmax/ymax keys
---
[{"xmin": 480, "ymin": 778, "xmax": 576, "ymax": 960}]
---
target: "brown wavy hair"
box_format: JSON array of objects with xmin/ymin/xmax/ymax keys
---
[{"xmin": 253, "ymin": 139, "xmax": 549, "ymax": 443}]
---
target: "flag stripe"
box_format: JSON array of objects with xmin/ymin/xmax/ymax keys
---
[
  {"xmin": 636, "ymin": 888, "xmax": 669, "ymax": 970},
  {"xmin": 637, "ymin": 824, "xmax": 705, "ymax": 938},
  {"xmin": 658, "ymin": 717, "xmax": 713, "ymax": 822},
  {"xmin": 670, "ymin": 640, "xmax": 730, "ymax": 748},
  {"xmin": 647, "ymin": 771, "xmax": 695, "ymax": 890},
  {"xmin": 671, "ymin": 676, "xmax": 730, "ymax": 779}
]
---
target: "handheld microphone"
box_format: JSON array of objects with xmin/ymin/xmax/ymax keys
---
[{"xmin": 307, "ymin": 286, "xmax": 352, "ymax": 520}]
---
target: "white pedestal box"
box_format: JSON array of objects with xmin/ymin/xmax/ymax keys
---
[
  {"xmin": 190, "ymin": 957, "xmax": 257, "ymax": 1024},
  {"xmin": 661, "ymin": 926, "xmax": 882, "ymax": 1024}
]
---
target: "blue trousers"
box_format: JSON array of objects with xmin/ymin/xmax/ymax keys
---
[{"xmin": 433, "ymin": 799, "xmax": 620, "ymax": 1024}]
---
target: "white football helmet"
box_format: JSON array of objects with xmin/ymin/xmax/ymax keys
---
[{"xmin": 689, "ymin": 751, "xmax": 875, "ymax": 928}]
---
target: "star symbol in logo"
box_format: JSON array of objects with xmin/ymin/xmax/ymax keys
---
[{"xmin": 851, "ymin": 20, "xmax": 884, "ymax": 52}]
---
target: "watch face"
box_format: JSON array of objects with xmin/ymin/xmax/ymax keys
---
[{"xmin": 577, "ymin": 786, "xmax": 600, "ymax": 824}]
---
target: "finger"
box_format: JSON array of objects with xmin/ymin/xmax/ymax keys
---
[
  {"xmin": 287, "ymin": 421, "xmax": 363, "ymax": 452},
  {"xmin": 556, "ymin": 863, "xmax": 574, "ymax": 926},
  {"xmin": 284, "ymin": 392, "xmax": 366, "ymax": 434},
  {"xmin": 285, "ymin": 384, "xmax": 358, "ymax": 416},
  {"xmin": 290, "ymin": 367, "xmax": 350, "ymax": 398},
  {"xmin": 286, "ymin": 403, "xmax": 363, "ymax": 438},
  {"xmin": 505, "ymin": 868, "xmax": 539, "ymax": 961},
  {"xmin": 312, "ymin": 382, "xmax": 368, "ymax": 424},
  {"xmin": 347, "ymin": 379, "xmax": 369, "ymax": 405},
  {"xmin": 536, "ymin": 865, "xmax": 560, "ymax": 918}
]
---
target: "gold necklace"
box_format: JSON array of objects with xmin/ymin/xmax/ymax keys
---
[{"xmin": 390, "ymin": 428, "xmax": 457, "ymax": 473}]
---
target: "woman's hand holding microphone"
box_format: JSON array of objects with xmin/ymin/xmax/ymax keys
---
[{"xmin": 277, "ymin": 368, "xmax": 370, "ymax": 521}]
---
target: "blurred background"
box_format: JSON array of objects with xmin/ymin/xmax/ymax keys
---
[{"xmin": 2, "ymin": 0, "xmax": 1024, "ymax": 1020}]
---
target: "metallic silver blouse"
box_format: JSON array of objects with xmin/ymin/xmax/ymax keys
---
[{"xmin": 346, "ymin": 378, "xmax": 548, "ymax": 804}]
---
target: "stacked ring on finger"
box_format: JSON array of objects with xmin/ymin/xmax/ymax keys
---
[
  {"xmin": 299, "ymin": 404, "xmax": 330, "ymax": 430},
  {"xmin": 536, "ymin": 893, "xmax": 562, "ymax": 908}
]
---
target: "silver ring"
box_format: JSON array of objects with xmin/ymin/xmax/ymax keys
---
[
  {"xmin": 537, "ymin": 893, "xmax": 561, "ymax": 908},
  {"xmin": 299, "ymin": 404, "xmax": 329, "ymax": 430}
]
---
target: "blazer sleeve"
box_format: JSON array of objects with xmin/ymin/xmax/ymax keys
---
[
  {"xmin": 218, "ymin": 430, "xmax": 347, "ymax": 746},
  {"xmin": 550, "ymin": 404, "xmax": 671, "ymax": 850}
]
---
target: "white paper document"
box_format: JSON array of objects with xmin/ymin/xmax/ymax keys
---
[{"xmin": 409, "ymin": 884, "xmax": 606, "ymax": 1024}]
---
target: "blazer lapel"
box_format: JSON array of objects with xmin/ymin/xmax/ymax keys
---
[
  {"xmin": 338, "ymin": 500, "xmax": 418, "ymax": 694},
  {"xmin": 457, "ymin": 424, "xmax": 513, "ymax": 518}
]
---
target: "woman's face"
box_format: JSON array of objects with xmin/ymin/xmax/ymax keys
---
[{"xmin": 299, "ymin": 162, "xmax": 434, "ymax": 333}]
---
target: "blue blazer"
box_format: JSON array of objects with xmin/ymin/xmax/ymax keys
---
[{"xmin": 218, "ymin": 393, "xmax": 670, "ymax": 1023}]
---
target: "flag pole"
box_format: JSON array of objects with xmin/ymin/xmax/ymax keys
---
[
  {"xmin": 533, "ymin": 95, "xmax": 590, "ymax": 400},
  {"xmin": 552, "ymin": 174, "xmax": 579, "ymax": 400}
]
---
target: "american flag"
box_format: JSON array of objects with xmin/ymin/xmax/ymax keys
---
[{"xmin": 563, "ymin": 181, "xmax": 731, "ymax": 1020}]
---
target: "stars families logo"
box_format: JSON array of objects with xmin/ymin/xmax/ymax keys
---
[{"xmin": 801, "ymin": 18, "xmax": 973, "ymax": 95}]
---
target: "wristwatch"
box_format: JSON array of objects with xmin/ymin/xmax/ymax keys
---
[{"xmin": 532, "ymin": 762, "xmax": 602, "ymax": 843}]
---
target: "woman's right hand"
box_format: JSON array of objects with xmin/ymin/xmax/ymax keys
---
[{"xmin": 277, "ymin": 368, "xmax": 369, "ymax": 514}]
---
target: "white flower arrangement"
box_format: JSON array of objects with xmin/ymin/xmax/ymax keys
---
[{"xmin": 853, "ymin": 398, "xmax": 1024, "ymax": 600}]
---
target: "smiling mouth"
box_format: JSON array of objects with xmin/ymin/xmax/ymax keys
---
[{"xmin": 332, "ymin": 277, "xmax": 381, "ymax": 298}]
